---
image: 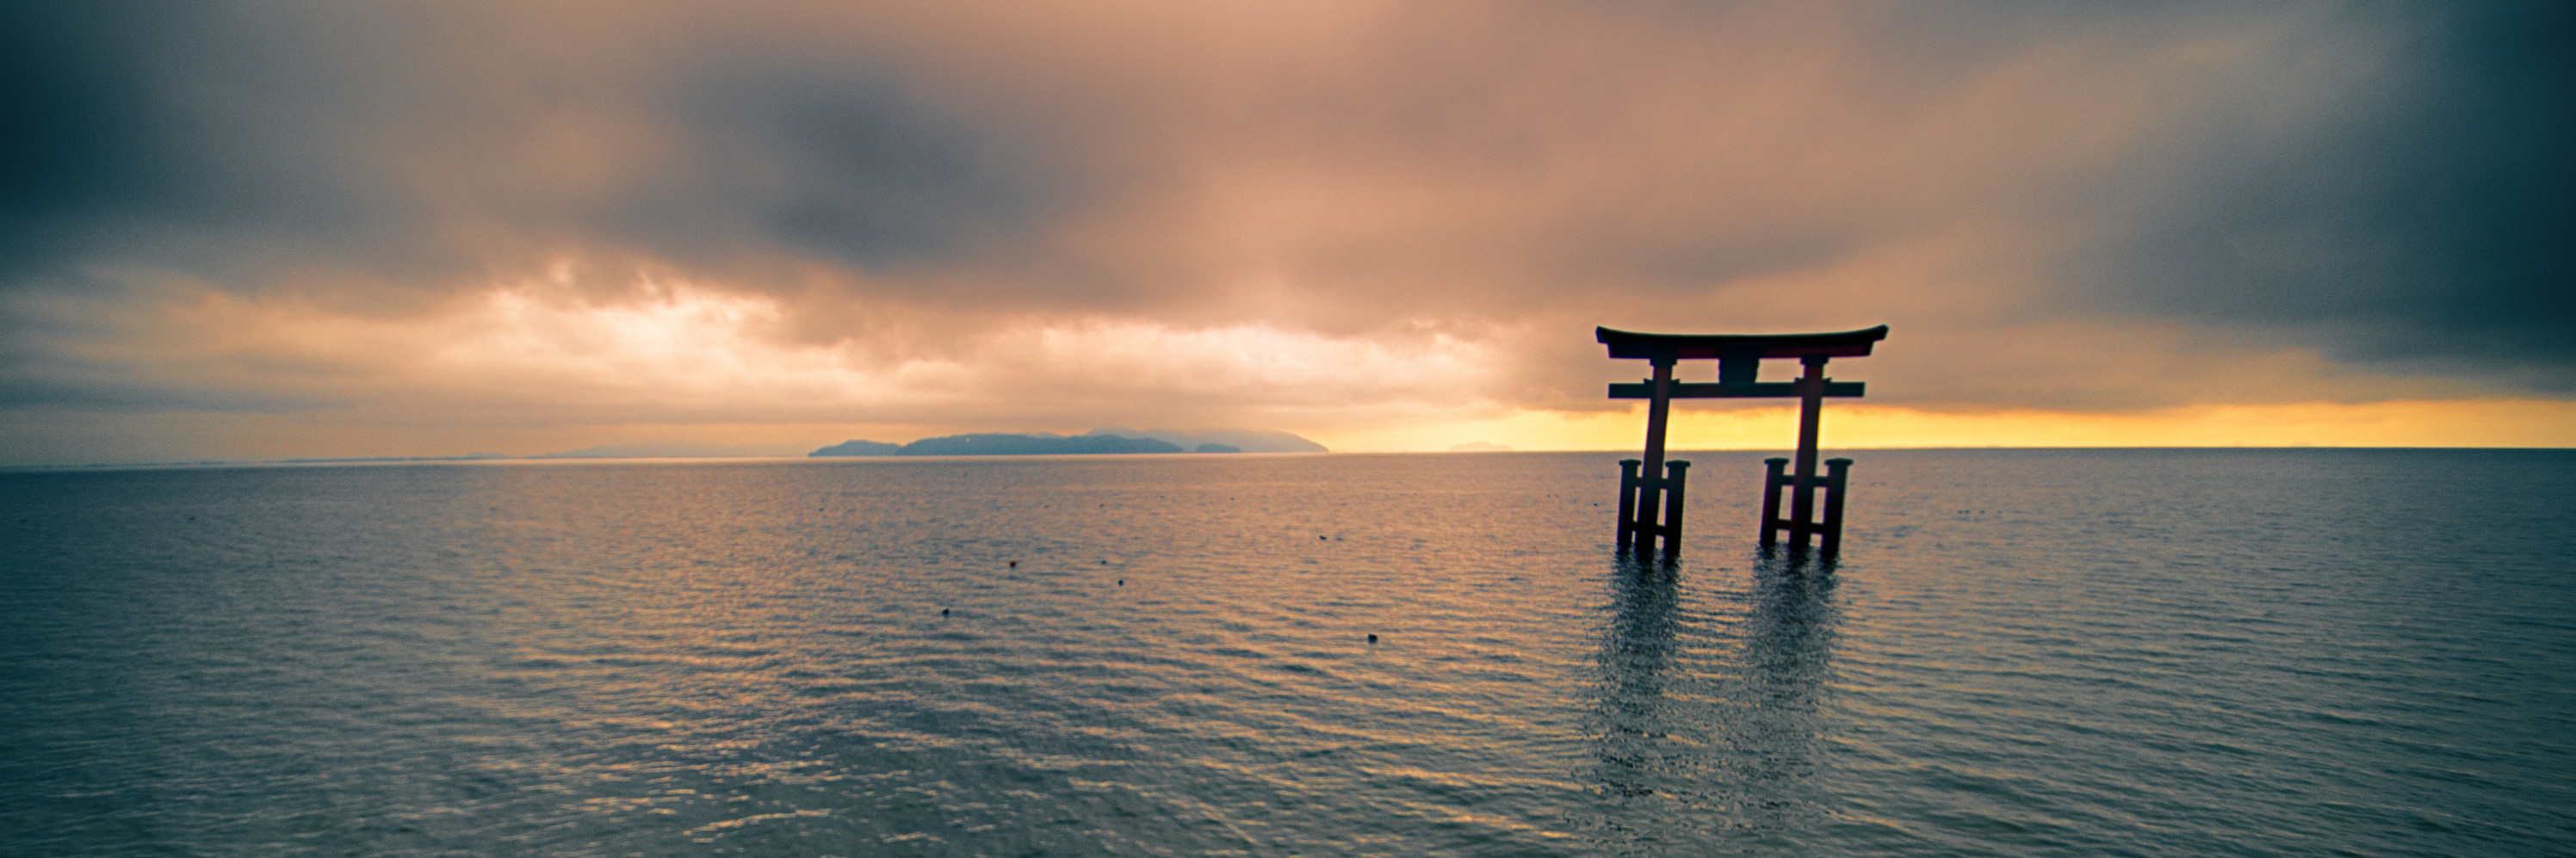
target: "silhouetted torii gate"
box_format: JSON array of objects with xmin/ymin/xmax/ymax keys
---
[{"xmin": 1599, "ymin": 324, "xmax": 1888, "ymax": 558}]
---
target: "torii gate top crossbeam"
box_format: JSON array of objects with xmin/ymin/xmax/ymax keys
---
[
  {"xmin": 1595, "ymin": 324, "xmax": 1888, "ymax": 362},
  {"xmin": 1599, "ymin": 324, "xmax": 1886, "ymax": 392}
]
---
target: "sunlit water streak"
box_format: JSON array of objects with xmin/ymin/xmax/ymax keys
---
[{"xmin": 3, "ymin": 450, "xmax": 2570, "ymax": 855}]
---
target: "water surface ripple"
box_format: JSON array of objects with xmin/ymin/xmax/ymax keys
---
[{"xmin": 3, "ymin": 450, "xmax": 2570, "ymax": 855}]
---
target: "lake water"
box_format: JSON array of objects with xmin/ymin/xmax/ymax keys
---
[{"xmin": 3, "ymin": 449, "xmax": 2572, "ymax": 856}]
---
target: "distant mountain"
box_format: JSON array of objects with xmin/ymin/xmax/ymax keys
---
[
  {"xmin": 901, "ymin": 433, "xmax": 1181, "ymax": 456},
  {"xmin": 1194, "ymin": 443, "xmax": 1242, "ymax": 454},
  {"xmin": 808, "ymin": 432, "xmax": 1183, "ymax": 457},
  {"xmin": 808, "ymin": 439, "xmax": 901, "ymax": 457},
  {"xmin": 1084, "ymin": 427, "xmax": 1328, "ymax": 454}
]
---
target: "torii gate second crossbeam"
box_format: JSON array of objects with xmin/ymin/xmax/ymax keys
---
[{"xmin": 1598, "ymin": 324, "xmax": 1888, "ymax": 558}]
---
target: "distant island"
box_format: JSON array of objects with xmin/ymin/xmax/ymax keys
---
[
  {"xmin": 814, "ymin": 433, "xmax": 1180, "ymax": 456},
  {"xmin": 1084, "ymin": 427, "xmax": 1326, "ymax": 454},
  {"xmin": 810, "ymin": 429, "xmax": 1322, "ymax": 458}
]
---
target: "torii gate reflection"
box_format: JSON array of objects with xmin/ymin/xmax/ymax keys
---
[{"xmin": 1597, "ymin": 324, "xmax": 1888, "ymax": 559}]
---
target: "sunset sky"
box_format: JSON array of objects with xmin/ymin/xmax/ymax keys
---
[{"xmin": 3, "ymin": 1, "xmax": 2569, "ymax": 464}]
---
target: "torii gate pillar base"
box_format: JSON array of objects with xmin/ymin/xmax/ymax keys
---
[
  {"xmin": 1762, "ymin": 456, "xmax": 1853, "ymax": 557},
  {"xmin": 1617, "ymin": 459, "xmax": 1690, "ymax": 559}
]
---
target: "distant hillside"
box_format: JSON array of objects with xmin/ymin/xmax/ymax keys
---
[
  {"xmin": 809, "ymin": 432, "xmax": 1182, "ymax": 457},
  {"xmin": 808, "ymin": 439, "xmax": 901, "ymax": 457},
  {"xmin": 1083, "ymin": 427, "xmax": 1328, "ymax": 454}
]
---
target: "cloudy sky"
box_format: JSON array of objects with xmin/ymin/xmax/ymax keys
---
[{"xmin": 3, "ymin": 0, "xmax": 2568, "ymax": 464}]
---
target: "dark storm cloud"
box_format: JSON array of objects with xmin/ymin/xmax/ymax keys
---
[
  {"xmin": 0, "ymin": 2, "xmax": 1063, "ymax": 298},
  {"xmin": 2083, "ymin": 1, "xmax": 2574, "ymax": 382},
  {"xmin": 622, "ymin": 56, "xmax": 1058, "ymax": 273},
  {"xmin": 0, "ymin": 3, "xmax": 459, "ymax": 287}
]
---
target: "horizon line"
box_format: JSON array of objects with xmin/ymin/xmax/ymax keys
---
[{"xmin": 9, "ymin": 443, "xmax": 2574, "ymax": 472}]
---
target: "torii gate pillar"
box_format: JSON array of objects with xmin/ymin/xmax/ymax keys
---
[{"xmin": 1598, "ymin": 324, "xmax": 1888, "ymax": 559}]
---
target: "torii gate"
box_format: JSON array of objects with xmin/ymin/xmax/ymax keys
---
[{"xmin": 1598, "ymin": 324, "xmax": 1888, "ymax": 558}]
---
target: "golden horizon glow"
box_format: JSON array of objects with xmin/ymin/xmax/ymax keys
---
[
  {"xmin": 1306, "ymin": 400, "xmax": 2576, "ymax": 453},
  {"xmin": 11, "ymin": 399, "xmax": 2571, "ymax": 466}
]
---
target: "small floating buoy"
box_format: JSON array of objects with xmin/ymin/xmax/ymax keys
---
[
  {"xmin": 1367, "ymin": 633, "xmax": 1378, "ymax": 644},
  {"xmin": 1008, "ymin": 560, "xmax": 1017, "ymax": 568},
  {"xmin": 941, "ymin": 608, "xmax": 950, "ymax": 616},
  {"xmin": 1319, "ymin": 535, "xmax": 1327, "ymax": 540},
  {"xmin": 1117, "ymin": 579, "xmax": 1124, "ymax": 586}
]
